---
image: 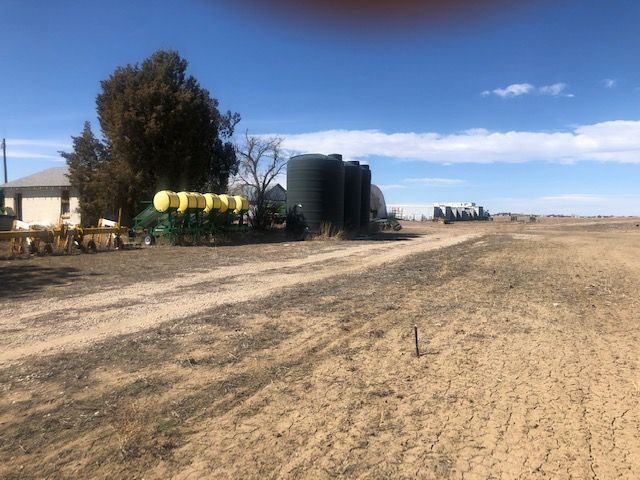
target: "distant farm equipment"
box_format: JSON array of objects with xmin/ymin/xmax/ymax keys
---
[
  {"xmin": 371, "ymin": 218, "xmax": 402, "ymax": 231},
  {"xmin": 509, "ymin": 215, "xmax": 538, "ymax": 223}
]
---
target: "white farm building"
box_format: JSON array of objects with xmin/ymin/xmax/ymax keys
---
[
  {"xmin": 1, "ymin": 166, "xmax": 81, "ymax": 225},
  {"xmin": 389, "ymin": 202, "xmax": 488, "ymax": 221}
]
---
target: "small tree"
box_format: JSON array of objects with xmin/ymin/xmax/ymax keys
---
[
  {"xmin": 60, "ymin": 121, "xmax": 108, "ymax": 226},
  {"xmin": 235, "ymin": 132, "xmax": 286, "ymax": 230}
]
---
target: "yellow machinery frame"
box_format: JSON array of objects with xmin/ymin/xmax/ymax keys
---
[{"xmin": 0, "ymin": 210, "xmax": 128, "ymax": 255}]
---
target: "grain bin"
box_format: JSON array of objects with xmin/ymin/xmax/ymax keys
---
[
  {"xmin": 287, "ymin": 154, "xmax": 345, "ymax": 233},
  {"xmin": 370, "ymin": 184, "xmax": 387, "ymax": 219},
  {"xmin": 360, "ymin": 164, "xmax": 371, "ymax": 231}
]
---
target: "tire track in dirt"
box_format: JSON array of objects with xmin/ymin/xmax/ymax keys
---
[{"xmin": 0, "ymin": 232, "xmax": 479, "ymax": 365}]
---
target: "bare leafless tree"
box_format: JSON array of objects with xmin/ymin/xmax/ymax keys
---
[{"xmin": 234, "ymin": 131, "xmax": 287, "ymax": 230}]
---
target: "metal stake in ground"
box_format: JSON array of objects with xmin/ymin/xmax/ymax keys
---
[{"xmin": 414, "ymin": 324, "xmax": 420, "ymax": 357}]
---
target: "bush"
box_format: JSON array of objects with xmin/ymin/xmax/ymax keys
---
[{"xmin": 286, "ymin": 206, "xmax": 307, "ymax": 238}]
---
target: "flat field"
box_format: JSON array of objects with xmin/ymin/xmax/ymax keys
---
[{"xmin": 1, "ymin": 218, "xmax": 639, "ymax": 479}]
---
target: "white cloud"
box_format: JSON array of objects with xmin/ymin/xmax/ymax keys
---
[
  {"xmin": 539, "ymin": 83, "xmax": 572, "ymax": 97},
  {"xmin": 6, "ymin": 151, "xmax": 64, "ymax": 160},
  {"xmin": 404, "ymin": 177, "xmax": 465, "ymax": 186},
  {"xmin": 602, "ymin": 78, "xmax": 617, "ymax": 88},
  {"xmin": 539, "ymin": 194, "xmax": 608, "ymax": 203},
  {"xmin": 491, "ymin": 83, "xmax": 535, "ymax": 98},
  {"xmin": 275, "ymin": 120, "xmax": 640, "ymax": 164},
  {"xmin": 484, "ymin": 82, "xmax": 573, "ymax": 98},
  {"xmin": 4, "ymin": 138, "xmax": 70, "ymax": 162},
  {"xmin": 378, "ymin": 184, "xmax": 406, "ymax": 191},
  {"xmin": 8, "ymin": 139, "xmax": 71, "ymax": 149}
]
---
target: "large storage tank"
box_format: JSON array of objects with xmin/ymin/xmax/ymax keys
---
[
  {"xmin": 343, "ymin": 160, "xmax": 362, "ymax": 230},
  {"xmin": 360, "ymin": 165, "xmax": 372, "ymax": 230},
  {"xmin": 287, "ymin": 154, "xmax": 345, "ymax": 233}
]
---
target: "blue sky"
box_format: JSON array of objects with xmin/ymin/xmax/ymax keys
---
[{"xmin": 1, "ymin": 0, "xmax": 639, "ymax": 215}]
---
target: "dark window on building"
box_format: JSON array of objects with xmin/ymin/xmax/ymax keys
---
[
  {"xmin": 15, "ymin": 193, "xmax": 23, "ymax": 220},
  {"xmin": 61, "ymin": 190, "xmax": 70, "ymax": 215}
]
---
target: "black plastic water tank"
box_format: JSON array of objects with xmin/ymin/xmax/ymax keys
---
[
  {"xmin": 360, "ymin": 164, "xmax": 371, "ymax": 231},
  {"xmin": 287, "ymin": 154, "xmax": 345, "ymax": 233},
  {"xmin": 343, "ymin": 161, "xmax": 362, "ymax": 231}
]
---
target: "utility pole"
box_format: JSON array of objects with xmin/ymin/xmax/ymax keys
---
[{"xmin": 2, "ymin": 138, "xmax": 6, "ymax": 184}]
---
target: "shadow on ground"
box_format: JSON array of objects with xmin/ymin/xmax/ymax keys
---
[
  {"xmin": 0, "ymin": 264, "xmax": 96, "ymax": 299},
  {"xmin": 159, "ymin": 230, "xmax": 425, "ymax": 247},
  {"xmin": 359, "ymin": 232, "xmax": 424, "ymax": 241}
]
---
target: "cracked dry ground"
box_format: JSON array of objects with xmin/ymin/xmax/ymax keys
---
[{"xmin": 1, "ymin": 224, "xmax": 639, "ymax": 479}]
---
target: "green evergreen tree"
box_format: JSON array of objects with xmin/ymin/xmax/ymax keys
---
[
  {"xmin": 59, "ymin": 121, "xmax": 107, "ymax": 226},
  {"xmin": 63, "ymin": 50, "xmax": 240, "ymax": 223},
  {"xmin": 96, "ymin": 50, "xmax": 240, "ymax": 220}
]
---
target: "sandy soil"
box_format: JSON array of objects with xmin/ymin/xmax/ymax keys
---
[{"xmin": 1, "ymin": 218, "xmax": 639, "ymax": 479}]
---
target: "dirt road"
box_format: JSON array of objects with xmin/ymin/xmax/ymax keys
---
[
  {"xmin": 1, "ymin": 220, "xmax": 639, "ymax": 479},
  {"xmin": 0, "ymin": 228, "xmax": 477, "ymax": 364}
]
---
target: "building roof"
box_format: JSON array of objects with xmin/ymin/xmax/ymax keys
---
[
  {"xmin": 265, "ymin": 183, "xmax": 286, "ymax": 202},
  {"xmin": 2, "ymin": 166, "xmax": 70, "ymax": 188}
]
